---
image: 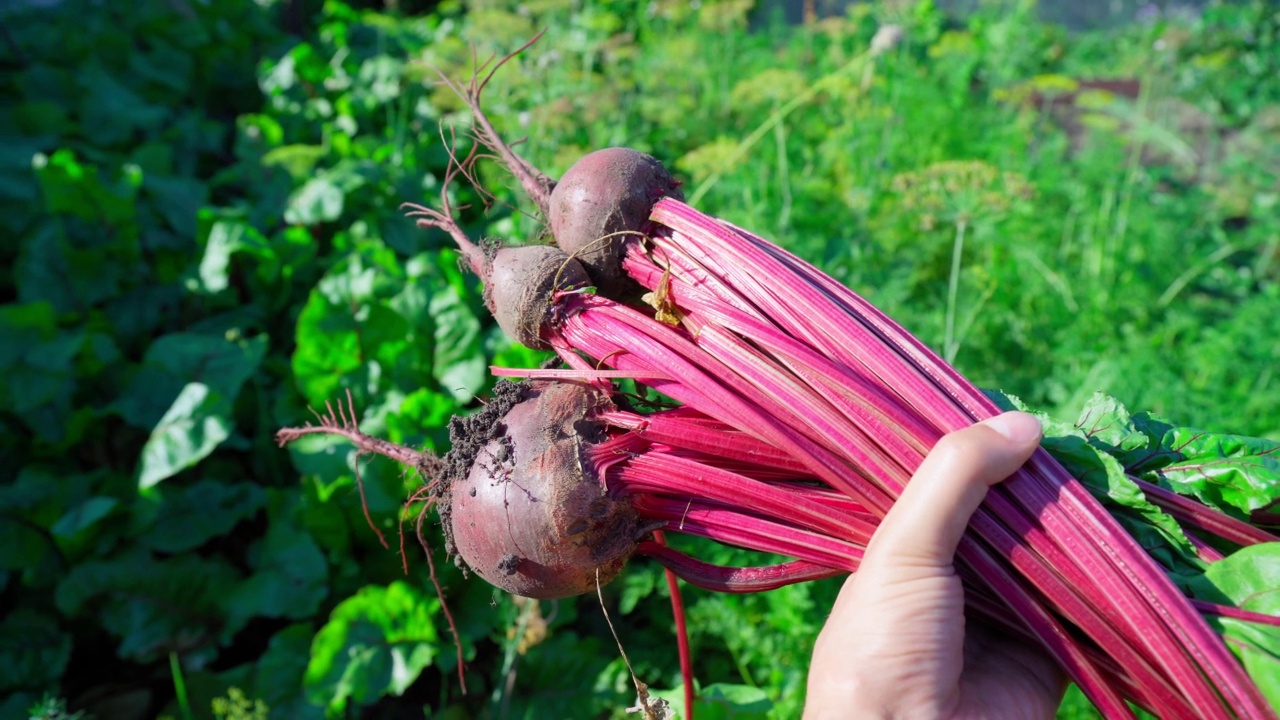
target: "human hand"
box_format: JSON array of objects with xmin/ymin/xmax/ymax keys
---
[{"xmin": 805, "ymin": 412, "xmax": 1066, "ymax": 719}]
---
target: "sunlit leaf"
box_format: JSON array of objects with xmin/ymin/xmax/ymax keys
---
[
  {"xmin": 32, "ymin": 148, "xmax": 141, "ymax": 227},
  {"xmin": 262, "ymin": 144, "xmax": 327, "ymax": 181},
  {"xmin": 429, "ymin": 284, "xmax": 484, "ymax": 402},
  {"xmin": 356, "ymin": 56, "xmax": 403, "ymax": 105},
  {"xmin": 653, "ymin": 683, "xmax": 773, "ymax": 720},
  {"xmin": 1134, "ymin": 428, "xmax": 1280, "ymax": 516},
  {"xmin": 303, "ymin": 581, "xmax": 439, "ymax": 714},
  {"xmin": 384, "ymin": 387, "xmax": 455, "ymax": 453},
  {"xmin": 989, "ymin": 391, "xmax": 1199, "ymax": 571},
  {"xmin": 286, "ymin": 176, "xmax": 344, "ymax": 225},
  {"xmin": 136, "ymin": 383, "xmax": 233, "ymax": 490},
  {"xmin": 116, "ymin": 332, "xmax": 266, "ymax": 430},
  {"xmin": 1182, "ymin": 544, "xmax": 1280, "ymax": 707},
  {"xmin": 195, "ymin": 216, "xmax": 272, "ymax": 293},
  {"xmin": 291, "ymin": 249, "xmax": 443, "ymax": 408}
]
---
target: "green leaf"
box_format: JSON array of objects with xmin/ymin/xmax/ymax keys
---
[
  {"xmin": 291, "ymin": 249, "xmax": 440, "ymax": 408},
  {"xmin": 356, "ymin": 56, "xmax": 404, "ymax": 104},
  {"xmin": 384, "ymin": 387, "xmax": 455, "ymax": 452},
  {"xmin": 0, "ymin": 302, "xmax": 56, "ymax": 369},
  {"xmin": 652, "ymin": 683, "xmax": 774, "ymax": 720},
  {"xmin": 261, "ymin": 144, "xmax": 327, "ymax": 181},
  {"xmin": 0, "ymin": 302, "xmax": 84, "ymax": 444},
  {"xmin": 0, "ymin": 466, "xmax": 92, "ymax": 582},
  {"xmin": 14, "ymin": 101, "xmax": 71, "ymax": 137},
  {"xmin": 285, "ymin": 177, "xmax": 344, "ymax": 225},
  {"xmin": 141, "ymin": 481, "xmax": 266, "ymax": 553},
  {"xmin": 56, "ymin": 550, "xmax": 243, "ymax": 663},
  {"xmin": 1134, "ymin": 428, "xmax": 1280, "ymax": 516},
  {"xmin": 143, "ymin": 173, "xmax": 207, "ymax": 239},
  {"xmin": 1190, "ymin": 543, "xmax": 1280, "ymax": 612},
  {"xmin": 32, "ymin": 149, "xmax": 141, "ymax": 227},
  {"xmin": 226, "ymin": 497, "xmax": 329, "ymax": 625},
  {"xmin": 1182, "ymin": 544, "xmax": 1280, "ymax": 707},
  {"xmin": 0, "ymin": 609, "xmax": 72, "ymax": 694},
  {"xmin": 291, "ymin": 289, "xmax": 371, "ymax": 410},
  {"xmin": 286, "ymin": 432, "xmax": 357, "ymax": 494},
  {"xmin": 16, "ymin": 218, "xmax": 138, "ymax": 317},
  {"xmin": 490, "ymin": 334, "xmax": 556, "ymax": 371},
  {"xmin": 303, "ymin": 581, "xmax": 439, "ymax": 714},
  {"xmin": 429, "ymin": 284, "xmax": 484, "ymax": 402},
  {"xmin": 619, "ymin": 568, "xmax": 657, "ymax": 615},
  {"xmin": 136, "ymin": 382, "xmax": 234, "ymax": 489},
  {"xmin": 987, "ymin": 390, "xmax": 1199, "ymax": 571},
  {"xmin": 192, "ymin": 212, "xmax": 267, "ymax": 294},
  {"xmin": 249, "ymin": 624, "xmax": 324, "ymax": 719},
  {"xmin": 1073, "ymin": 392, "xmax": 1151, "ymax": 454},
  {"xmin": 77, "ymin": 62, "xmax": 169, "ymax": 146},
  {"xmin": 50, "ymin": 497, "xmax": 119, "ymax": 538},
  {"xmin": 116, "ymin": 332, "xmax": 266, "ymax": 430},
  {"xmin": 298, "ymin": 464, "xmax": 355, "ymax": 557}
]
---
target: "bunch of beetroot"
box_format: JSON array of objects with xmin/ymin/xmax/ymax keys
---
[{"xmin": 278, "ymin": 48, "xmax": 1280, "ymax": 718}]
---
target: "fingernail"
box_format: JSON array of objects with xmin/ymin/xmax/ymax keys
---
[{"xmin": 981, "ymin": 412, "xmax": 1043, "ymax": 444}]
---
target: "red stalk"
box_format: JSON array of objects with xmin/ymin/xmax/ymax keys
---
[
  {"xmin": 653, "ymin": 531, "xmax": 696, "ymax": 720},
  {"xmin": 530, "ymin": 288, "xmax": 1165, "ymax": 713},
  {"xmin": 556, "ymin": 297, "xmax": 894, "ymax": 513},
  {"xmin": 606, "ymin": 451, "xmax": 876, "ymax": 542},
  {"xmin": 641, "ymin": 198, "xmax": 1272, "ymax": 716},
  {"xmin": 473, "ymin": 195, "xmax": 1272, "ymax": 714},
  {"xmin": 622, "ymin": 251, "xmax": 1198, "ymax": 707},
  {"xmin": 630, "ymin": 495, "xmax": 864, "ymax": 571},
  {"xmin": 1188, "ymin": 532, "xmax": 1228, "ymax": 562},
  {"xmin": 637, "ymin": 541, "xmax": 842, "ymax": 592},
  {"xmin": 597, "ymin": 409, "xmax": 818, "ymax": 476},
  {"xmin": 545, "ymin": 300, "xmax": 1149, "ymax": 714},
  {"xmin": 1194, "ymin": 600, "xmax": 1280, "ymax": 628},
  {"xmin": 1134, "ymin": 475, "xmax": 1280, "ymax": 547},
  {"xmin": 721, "ymin": 213, "xmax": 1273, "ymax": 711}
]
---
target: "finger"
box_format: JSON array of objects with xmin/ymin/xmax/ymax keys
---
[{"xmin": 863, "ymin": 412, "xmax": 1043, "ymax": 569}]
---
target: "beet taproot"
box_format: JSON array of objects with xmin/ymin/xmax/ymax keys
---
[
  {"xmin": 403, "ymin": 200, "xmax": 590, "ymax": 349},
  {"xmin": 484, "ymin": 244, "xmax": 590, "ymax": 350},
  {"xmin": 548, "ymin": 148, "xmax": 683, "ymax": 298},
  {"xmin": 440, "ymin": 380, "xmax": 639, "ymax": 599}
]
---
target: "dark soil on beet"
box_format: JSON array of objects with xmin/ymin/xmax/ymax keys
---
[{"xmin": 435, "ymin": 379, "xmax": 530, "ymax": 566}]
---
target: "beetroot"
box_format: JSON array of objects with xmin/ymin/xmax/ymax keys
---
[
  {"xmin": 403, "ymin": 198, "xmax": 590, "ymax": 349},
  {"xmin": 436, "ymin": 47, "xmax": 681, "ymax": 298},
  {"xmin": 549, "ymin": 148, "xmax": 683, "ymax": 298},
  {"xmin": 440, "ymin": 380, "xmax": 639, "ymax": 599},
  {"xmin": 484, "ymin": 244, "xmax": 590, "ymax": 349}
]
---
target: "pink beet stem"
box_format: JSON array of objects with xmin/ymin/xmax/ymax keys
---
[{"xmin": 644, "ymin": 198, "xmax": 1270, "ymax": 716}]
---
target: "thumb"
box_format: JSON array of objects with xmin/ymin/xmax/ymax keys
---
[{"xmin": 864, "ymin": 412, "xmax": 1043, "ymax": 569}]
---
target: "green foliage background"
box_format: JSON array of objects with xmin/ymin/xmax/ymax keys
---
[{"xmin": 2, "ymin": 0, "xmax": 1277, "ymax": 717}]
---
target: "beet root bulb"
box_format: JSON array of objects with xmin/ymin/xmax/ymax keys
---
[
  {"xmin": 549, "ymin": 148, "xmax": 683, "ymax": 298},
  {"xmin": 443, "ymin": 381, "xmax": 638, "ymax": 599},
  {"xmin": 485, "ymin": 244, "xmax": 591, "ymax": 349}
]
